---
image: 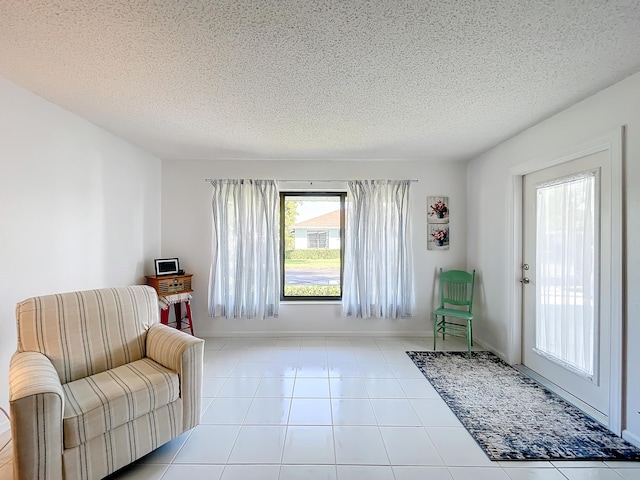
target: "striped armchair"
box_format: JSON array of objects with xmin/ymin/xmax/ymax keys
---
[{"xmin": 9, "ymin": 286, "xmax": 204, "ymax": 480}]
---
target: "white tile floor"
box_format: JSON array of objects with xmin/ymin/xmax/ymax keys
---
[{"xmin": 1, "ymin": 336, "xmax": 639, "ymax": 480}]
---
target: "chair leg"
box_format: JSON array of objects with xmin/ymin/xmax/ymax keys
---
[
  {"xmin": 467, "ymin": 320, "xmax": 472, "ymax": 358},
  {"xmin": 433, "ymin": 314, "xmax": 437, "ymax": 351}
]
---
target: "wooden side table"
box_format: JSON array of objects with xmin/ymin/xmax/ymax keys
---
[{"xmin": 146, "ymin": 274, "xmax": 195, "ymax": 335}]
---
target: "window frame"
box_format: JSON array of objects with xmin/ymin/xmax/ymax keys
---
[{"xmin": 280, "ymin": 191, "xmax": 346, "ymax": 301}]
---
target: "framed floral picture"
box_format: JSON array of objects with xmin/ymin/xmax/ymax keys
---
[
  {"xmin": 427, "ymin": 196, "xmax": 449, "ymax": 224},
  {"xmin": 428, "ymin": 224, "xmax": 449, "ymax": 250},
  {"xmin": 428, "ymin": 196, "xmax": 449, "ymax": 250}
]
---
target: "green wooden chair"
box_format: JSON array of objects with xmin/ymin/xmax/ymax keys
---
[{"xmin": 433, "ymin": 268, "xmax": 476, "ymax": 358}]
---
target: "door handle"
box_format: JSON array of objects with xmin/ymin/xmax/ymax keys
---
[{"xmin": 520, "ymin": 277, "xmax": 530, "ymax": 284}]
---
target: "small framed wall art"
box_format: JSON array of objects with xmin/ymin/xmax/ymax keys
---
[
  {"xmin": 428, "ymin": 224, "xmax": 449, "ymax": 250},
  {"xmin": 428, "ymin": 196, "xmax": 449, "ymax": 250}
]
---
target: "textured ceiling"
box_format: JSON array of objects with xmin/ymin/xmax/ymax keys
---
[{"xmin": 1, "ymin": 1, "xmax": 640, "ymax": 161}]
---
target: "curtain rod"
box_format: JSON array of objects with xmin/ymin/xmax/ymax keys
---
[{"xmin": 204, "ymin": 178, "xmax": 418, "ymax": 183}]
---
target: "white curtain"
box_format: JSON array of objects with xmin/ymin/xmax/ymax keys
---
[
  {"xmin": 208, "ymin": 179, "xmax": 280, "ymax": 319},
  {"xmin": 342, "ymin": 180, "xmax": 414, "ymax": 319},
  {"xmin": 536, "ymin": 172, "xmax": 595, "ymax": 376}
]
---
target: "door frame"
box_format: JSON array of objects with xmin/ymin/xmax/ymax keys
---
[{"xmin": 505, "ymin": 127, "xmax": 624, "ymax": 434}]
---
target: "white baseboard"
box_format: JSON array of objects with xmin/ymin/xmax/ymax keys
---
[
  {"xmin": 622, "ymin": 429, "xmax": 640, "ymax": 448},
  {"xmin": 472, "ymin": 338, "xmax": 508, "ymax": 362},
  {"xmin": 198, "ymin": 330, "xmax": 434, "ymax": 338}
]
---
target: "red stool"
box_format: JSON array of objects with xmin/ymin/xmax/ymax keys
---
[{"xmin": 159, "ymin": 293, "xmax": 194, "ymax": 335}]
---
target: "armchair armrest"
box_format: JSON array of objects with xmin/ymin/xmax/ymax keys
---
[
  {"xmin": 146, "ymin": 323, "xmax": 204, "ymax": 430},
  {"xmin": 9, "ymin": 351, "xmax": 64, "ymax": 479}
]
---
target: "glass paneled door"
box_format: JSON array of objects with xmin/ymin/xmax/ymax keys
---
[{"xmin": 522, "ymin": 150, "xmax": 612, "ymax": 420}]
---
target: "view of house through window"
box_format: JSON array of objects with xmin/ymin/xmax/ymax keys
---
[{"xmin": 281, "ymin": 193, "xmax": 345, "ymax": 299}]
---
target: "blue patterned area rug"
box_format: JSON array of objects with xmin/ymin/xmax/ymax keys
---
[{"xmin": 406, "ymin": 351, "xmax": 640, "ymax": 461}]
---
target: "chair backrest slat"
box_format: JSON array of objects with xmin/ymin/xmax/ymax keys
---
[{"xmin": 439, "ymin": 269, "xmax": 476, "ymax": 311}]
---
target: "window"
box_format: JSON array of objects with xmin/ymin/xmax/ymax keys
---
[
  {"xmin": 307, "ymin": 230, "xmax": 329, "ymax": 248},
  {"xmin": 280, "ymin": 192, "xmax": 346, "ymax": 300}
]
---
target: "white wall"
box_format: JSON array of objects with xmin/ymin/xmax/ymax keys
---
[
  {"xmin": 466, "ymin": 71, "xmax": 640, "ymax": 442},
  {"xmin": 161, "ymin": 159, "xmax": 468, "ymax": 337},
  {"xmin": 0, "ymin": 77, "xmax": 162, "ymax": 427}
]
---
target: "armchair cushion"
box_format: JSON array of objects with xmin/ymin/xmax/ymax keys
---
[{"xmin": 62, "ymin": 358, "xmax": 179, "ymax": 449}]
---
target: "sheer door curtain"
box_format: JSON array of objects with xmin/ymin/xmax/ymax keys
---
[
  {"xmin": 208, "ymin": 179, "xmax": 280, "ymax": 319},
  {"xmin": 536, "ymin": 172, "xmax": 595, "ymax": 376},
  {"xmin": 343, "ymin": 180, "xmax": 415, "ymax": 319}
]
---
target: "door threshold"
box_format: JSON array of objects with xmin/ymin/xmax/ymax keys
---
[{"xmin": 514, "ymin": 364, "xmax": 609, "ymax": 428}]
